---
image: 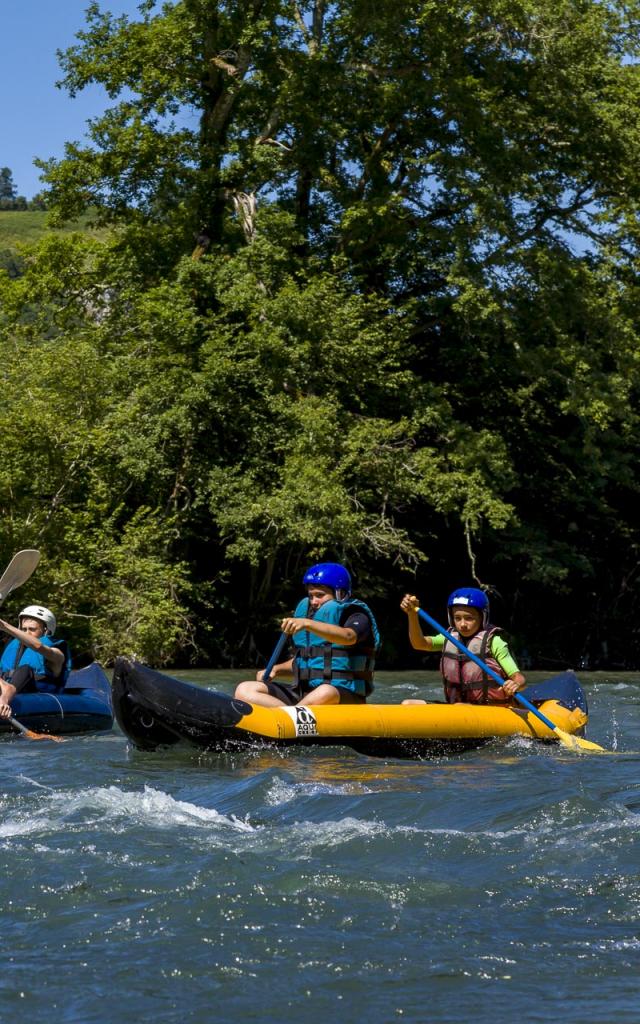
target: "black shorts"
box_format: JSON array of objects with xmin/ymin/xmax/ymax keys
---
[
  {"xmin": 264, "ymin": 680, "xmax": 366, "ymax": 706},
  {"xmin": 8, "ymin": 665, "xmax": 38, "ymax": 693}
]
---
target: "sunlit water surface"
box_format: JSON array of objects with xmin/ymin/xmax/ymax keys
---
[{"xmin": 0, "ymin": 671, "xmax": 638, "ymax": 1024}]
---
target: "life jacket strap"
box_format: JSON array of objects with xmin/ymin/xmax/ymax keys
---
[
  {"xmin": 443, "ymin": 630, "xmax": 493, "ymax": 703},
  {"xmin": 2, "ymin": 641, "xmax": 27, "ymax": 680},
  {"xmin": 478, "ymin": 630, "xmax": 490, "ymax": 703},
  {"xmin": 295, "ymin": 666, "xmax": 374, "ymax": 683}
]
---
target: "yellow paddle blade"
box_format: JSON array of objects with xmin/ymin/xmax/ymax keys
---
[
  {"xmin": 554, "ymin": 727, "xmax": 606, "ymax": 753},
  {"xmin": 23, "ymin": 729, "xmax": 65, "ymax": 743},
  {"xmin": 9, "ymin": 717, "xmax": 65, "ymax": 742}
]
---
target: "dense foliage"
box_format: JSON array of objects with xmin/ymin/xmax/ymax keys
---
[{"xmin": 2, "ymin": 0, "xmax": 640, "ymax": 668}]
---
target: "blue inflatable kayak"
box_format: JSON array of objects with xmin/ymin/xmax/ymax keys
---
[{"xmin": 1, "ymin": 662, "xmax": 113, "ymax": 736}]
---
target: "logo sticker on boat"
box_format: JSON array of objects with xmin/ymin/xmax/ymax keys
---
[{"xmin": 283, "ymin": 706, "xmax": 318, "ymax": 736}]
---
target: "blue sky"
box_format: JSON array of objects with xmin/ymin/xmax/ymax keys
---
[{"xmin": 2, "ymin": 1, "xmax": 142, "ymax": 198}]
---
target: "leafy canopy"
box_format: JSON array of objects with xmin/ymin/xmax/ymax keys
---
[{"xmin": 1, "ymin": 1, "xmax": 639, "ymax": 664}]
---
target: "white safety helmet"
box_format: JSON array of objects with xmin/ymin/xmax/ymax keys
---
[{"xmin": 19, "ymin": 605, "xmax": 56, "ymax": 637}]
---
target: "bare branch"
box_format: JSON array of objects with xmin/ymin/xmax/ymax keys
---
[
  {"xmin": 257, "ymin": 104, "xmax": 283, "ymax": 144},
  {"xmin": 207, "ymin": 42, "xmax": 253, "ymax": 138},
  {"xmin": 345, "ymin": 62, "xmax": 425, "ymax": 78},
  {"xmin": 355, "ymin": 122, "xmax": 399, "ymax": 200},
  {"xmin": 292, "ymin": 1, "xmax": 326, "ymax": 55},
  {"xmin": 36, "ymin": 457, "xmax": 83, "ymax": 537},
  {"xmin": 481, "ymin": 187, "xmax": 594, "ymax": 267},
  {"xmin": 231, "ymin": 191, "xmax": 258, "ymax": 243},
  {"xmin": 211, "ymin": 54, "xmax": 241, "ymax": 77},
  {"xmin": 465, "ymin": 519, "xmax": 480, "ymax": 584},
  {"xmin": 292, "ymin": 3, "xmax": 311, "ymax": 46},
  {"xmin": 311, "ymin": 0, "xmax": 326, "ymax": 55},
  {"xmin": 257, "ymin": 136, "xmax": 293, "ymax": 152}
]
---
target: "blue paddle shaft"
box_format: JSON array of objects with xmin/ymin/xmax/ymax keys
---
[
  {"xmin": 262, "ymin": 632, "xmax": 289, "ymax": 685},
  {"xmin": 416, "ymin": 607, "xmax": 560, "ymax": 734}
]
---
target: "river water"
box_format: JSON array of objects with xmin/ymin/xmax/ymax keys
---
[{"xmin": 0, "ymin": 670, "xmax": 638, "ymax": 1024}]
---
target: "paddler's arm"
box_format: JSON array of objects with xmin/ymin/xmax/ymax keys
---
[
  {"xmin": 491, "ymin": 635, "xmax": 526, "ymax": 696},
  {"xmin": 257, "ymin": 658, "xmax": 294, "ymax": 682},
  {"xmin": 400, "ymin": 594, "xmax": 434, "ymax": 651},
  {"xmin": 279, "ymin": 617, "xmax": 357, "ymax": 646},
  {"xmin": 502, "ymin": 672, "xmax": 526, "ymax": 696},
  {"xmin": 0, "ymin": 618, "xmax": 65, "ymax": 676}
]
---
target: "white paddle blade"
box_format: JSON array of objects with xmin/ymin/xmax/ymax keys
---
[{"xmin": 0, "ymin": 550, "xmax": 41, "ymax": 603}]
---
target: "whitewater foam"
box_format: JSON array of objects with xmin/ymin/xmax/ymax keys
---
[{"xmin": 0, "ymin": 784, "xmax": 256, "ymax": 840}]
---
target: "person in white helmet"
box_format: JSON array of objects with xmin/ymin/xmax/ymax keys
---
[{"xmin": 0, "ymin": 605, "xmax": 71, "ymax": 718}]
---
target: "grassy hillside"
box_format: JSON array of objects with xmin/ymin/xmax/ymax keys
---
[
  {"xmin": 0, "ymin": 210, "xmax": 51, "ymax": 247},
  {"xmin": 0, "ymin": 210, "xmax": 106, "ymax": 249},
  {"xmin": 0, "ymin": 211, "xmax": 108, "ymax": 276}
]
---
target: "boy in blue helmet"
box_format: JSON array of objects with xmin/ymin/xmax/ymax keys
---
[
  {"xmin": 235, "ymin": 563, "xmax": 380, "ymax": 708},
  {"xmin": 400, "ymin": 588, "xmax": 526, "ymax": 705}
]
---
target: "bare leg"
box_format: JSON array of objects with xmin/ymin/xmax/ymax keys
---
[
  {"xmin": 298, "ymin": 683, "xmax": 341, "ymax": 706},
  {"xmin": 401, "ymin": 698, "xmax": 427, "ymax": 705},
  {"xmin": 234, "ymin": 680, "xmax": 288, "ymax": 708}
]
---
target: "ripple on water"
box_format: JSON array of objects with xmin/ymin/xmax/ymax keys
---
[{"xmin": 0, "ymin": 674, "xmax": 638, "ymax": 1023}]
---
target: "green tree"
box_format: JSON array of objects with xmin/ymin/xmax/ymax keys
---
[
  {"xmin": 1, "ymin": 1, "xmax": 640, "ymax": 665},
  {"xmin": 0, "ymin": 167, "xmax": 17, "ymax": 202},
  {"xmin": 42, "ymin": 2, "xmax": 640, "ymax": 280}
]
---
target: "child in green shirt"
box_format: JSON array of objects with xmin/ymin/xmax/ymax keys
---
[{"xmin": 400, "ymin": 588, "xmax": 526, "ymax": 705}]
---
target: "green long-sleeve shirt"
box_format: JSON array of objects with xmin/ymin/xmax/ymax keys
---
[{"xmin": 429, "ymin": 633, "xmax": 520, "ymax": 677}]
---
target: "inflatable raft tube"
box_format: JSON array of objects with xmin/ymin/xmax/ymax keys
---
[
  {"xmin": 111, "ymin": 658, "xmax": 589, "ymax": 759},
  {"xmin": 0, "ymin": 662, "xmax": 113, "ymax": 736}
]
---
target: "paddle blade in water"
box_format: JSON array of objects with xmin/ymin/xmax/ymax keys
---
[
  {"xmin": 24, "ymin": 729, "xmax": 65, "ymax": 743},
  {"xmin": 555, "ymin": 727, "xmax": 606, "ymax": 753},
  {"xmin": 416, "ymin": 607, "xmax": 611, "ymax": 755},
  {"xmin": 9, "ymin": 717, "xmax": 65, "ymax": 743}
]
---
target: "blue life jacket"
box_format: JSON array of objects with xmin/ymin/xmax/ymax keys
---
[
  {"xmin": 0, "ymin": 636, "xmax": 72, "ymax": 692},
  {"xmin": 290, "ymin": 597, "xmax": 380, "ymax": 696}
]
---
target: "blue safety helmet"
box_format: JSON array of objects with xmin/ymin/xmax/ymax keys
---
[
  {"xmin": 303, "ymin": 562, "xmax": 352, "ymax": 598},
  {"xmin": 447, "ymin": 587, "xmax": 489, "ymax": 628}
]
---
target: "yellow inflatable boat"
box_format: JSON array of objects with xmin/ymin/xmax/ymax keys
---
[{"xmin": 111, "ymin": 659, "xmax": 589, "ymax": 759}]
